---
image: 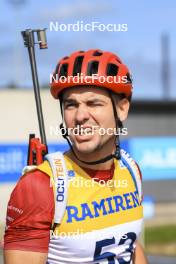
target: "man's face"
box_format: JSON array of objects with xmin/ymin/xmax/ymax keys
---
[{"xmin": 62, "ymin": 86, "xmax": 128, "ymax": 154}]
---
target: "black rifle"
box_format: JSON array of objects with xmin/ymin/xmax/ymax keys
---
[{"xmin": 21, "ymin": 29, "xmax": 48, "ymax": 165}]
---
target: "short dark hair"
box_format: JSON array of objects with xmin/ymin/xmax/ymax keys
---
[{"xmin": 111, "ymin": 92, "xmax": 132, "ymax": 104}]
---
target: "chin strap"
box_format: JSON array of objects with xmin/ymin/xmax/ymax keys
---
[{"xmin": 59, "ymin": 93, "xmax": 121, "ymax": 165}]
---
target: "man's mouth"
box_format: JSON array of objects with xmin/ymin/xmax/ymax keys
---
[
  {"xmin": 79, "ymin": 127, "xmax": 92, "ymax": 135},
  {"xmin": 71, "ymin": 125, "xmax": 97, "ymax": 135}
]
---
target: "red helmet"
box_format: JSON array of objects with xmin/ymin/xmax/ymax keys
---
[{"xmin": 50, "ymin": 49, "xmax": 132, "ymax": 99}]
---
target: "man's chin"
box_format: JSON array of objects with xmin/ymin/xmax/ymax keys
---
[{"xmin": 73, "ymin": 141, "xmax": 98, "ymax": 154}]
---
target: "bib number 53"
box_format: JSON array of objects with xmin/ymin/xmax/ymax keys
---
[{"xmin": 93, "ymin": 232, "xmax": 136, "ymax": 264}]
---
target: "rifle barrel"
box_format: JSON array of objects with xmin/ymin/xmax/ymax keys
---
[
  {"xmin": 21, "ymin": 29, "xmax": 47, "ymax": 146},
  {"xmin": 28, "ymin": 45, "xmax": 47, "ymax": 146}
]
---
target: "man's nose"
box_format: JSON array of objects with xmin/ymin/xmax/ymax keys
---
[{"xmin": 75, "ymin": 104, "xmax": 90, "ymax": 124}]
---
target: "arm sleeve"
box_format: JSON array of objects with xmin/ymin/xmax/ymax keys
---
[{"xmin": 4, "ymin": 170, "xmax": 54, "ymax": 253}]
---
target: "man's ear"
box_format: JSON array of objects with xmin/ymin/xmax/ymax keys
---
[{"xmin": 116, "ymin": 98, "xmax": 130, "ymax": 122}]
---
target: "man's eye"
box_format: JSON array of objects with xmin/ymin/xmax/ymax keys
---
[
  {"xmin": 65, "ymin": 103, "xmax": 76, "ymax": 109},
  {"xmin": 88, "ymin": 102, "xmax": 103, "ymax": 107}
]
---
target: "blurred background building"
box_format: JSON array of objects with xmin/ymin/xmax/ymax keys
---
[{"xmin": 0, "ymin": 0, "xmax": 176, "ymax": 263}]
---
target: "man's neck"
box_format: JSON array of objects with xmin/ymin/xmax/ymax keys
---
[{"xmin": 65, "ymin": 149, "xmax": 114, "ymax": 170}]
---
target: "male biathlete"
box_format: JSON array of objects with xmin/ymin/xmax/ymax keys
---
[{"xmin": 4, "ymin": 49, "xmax": 148, "ymax": 264}]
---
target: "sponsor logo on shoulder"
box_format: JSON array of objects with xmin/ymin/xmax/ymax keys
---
[{"xmin": 68, "ymin": 170, "xmax": 75, "ymax": 177}]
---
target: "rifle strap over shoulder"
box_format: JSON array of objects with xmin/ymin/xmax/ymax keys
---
[
  {"xmin": 120, "ymin": 149, "xmax": 142, "ymax": 203},
  {"xmin": 45, "ymin": 152, "xmax": 68, "ymax": 226}
]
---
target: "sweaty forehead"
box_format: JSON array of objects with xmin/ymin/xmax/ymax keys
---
[{"xmin": 62, "ymin": 86, "xmax": 109, "ymax": 100}]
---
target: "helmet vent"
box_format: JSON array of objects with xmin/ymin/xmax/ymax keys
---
[
  {"xmin": 59, "ymin": 63, "xmax": 68, "ymax": 78},
  {"xmin": 93, "ymin": 50, "xmax": 103, "ymax": 56},
  {"xmin": 53, "ymin": 63, "xmax": 60, "ymax": 78},
  {"xmin": 126, "ymin": 72, "xmax": 132, "ymax": 83},
  {"xmin": 107, "ymin": 63, "xmax": 118, "ymax": 76},
  {"xmin": 87, "ymin": 61, "xmax": 99, "ymax": 75},
  {"xmin": 73, "ymin": 56, "xmax": 84, "ymax": 76}
]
